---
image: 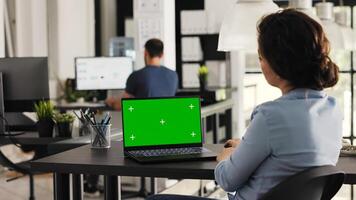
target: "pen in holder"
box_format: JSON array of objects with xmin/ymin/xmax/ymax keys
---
[
  {"xmin": 73, "ymin": 110, "xmax": 111, "ymax": 148},
  {"xmin": 79, "ymin": 120, "xmax": 91, "ymax": 136},
  {"xmin": 91, "ymin": 124, "xmax": 111, "ymax": 148}
]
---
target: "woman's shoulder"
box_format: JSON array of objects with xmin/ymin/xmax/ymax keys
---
[
  {"xmin": 250, "ymin": 101, "xmax": 278, "ymax": 120},
  {"xmin": 253, "ymin": 101, "xmax": 279, "ymax": 113},
  {"xmin": 251, "ymin": 93, "xmax": 340, "ymax": 121}
]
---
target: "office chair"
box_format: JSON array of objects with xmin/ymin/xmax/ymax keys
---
[
  {"xmin": 146, "ymin": 194, "xmax": 216, "ymax": 200},
  {"xmin": 0, "ymin": 148, "xmax": 37, "ymax": 200},
  {"xmin": 147, "ymin": 165, "xmax": 344, "ymax": 200},
  {"xmin": 261, "ymin": 165, "xmax": 345, "ymax": 200}
]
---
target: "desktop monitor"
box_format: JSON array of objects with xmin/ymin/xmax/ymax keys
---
[
  {"xmin": 0, "ymin": 57, "xmax": 49, "ymax": 112},
  {"xmin": 75, "ymin": 57, "xmax": 133, "ymax": 90},
  {"xmin": 109, "ymin": 37, "xmax": 135, "ymax": 60}
]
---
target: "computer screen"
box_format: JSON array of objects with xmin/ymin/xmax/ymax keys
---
[
  {"xmin": 0, "ymin": 57, "xmax": 49, "ymax": 112},
  {"xmin": 122, "ymin": 97, "xmax": 202, "ymax": 148},
  {"xmin": 75, "ymin": 57, "xmax": 133, "ymax": 90}
]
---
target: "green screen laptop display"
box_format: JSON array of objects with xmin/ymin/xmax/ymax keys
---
[{"xmin": 122, "ymin": 97, "xmax": 202, "ymax": 148}]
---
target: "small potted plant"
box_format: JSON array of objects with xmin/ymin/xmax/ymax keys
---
[
  {"xmin": 53, "ymin": 112, "xmax": 75, "ymax": 138},
  {"xmin": 34, "ymin": 100, "xmax": 55, "ymax": 137},
  {"xmin": 198, "ymin": 65, "xmax": 209, "ymax": 92}
]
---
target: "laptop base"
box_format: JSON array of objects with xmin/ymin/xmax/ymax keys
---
[{"xmin": 126, "ymin": 149, "xmax": 217, "ymax": 163}]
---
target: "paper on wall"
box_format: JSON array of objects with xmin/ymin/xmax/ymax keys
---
[
  {"xmin": 181, "ymin": 37, "xmax": 203, "ymax": 62},
  {"xmin": 180, "ymin": 10, "xmax": 208, "ymax": 34},
  {"xmin": 137, "ymin": 0, "xmax": 162, "ymax": 12},
  {"xmin": 138, "ymin": 18, "xmax": 162, "ymax": 50},
  {"xmin": 206, "ymin": 61, "xmax": 226, "ymax": 87},
  {"xmin": 182, "ymin": 64, "xmax": 200, "ymax": 88}
]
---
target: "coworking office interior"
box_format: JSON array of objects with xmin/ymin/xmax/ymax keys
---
[{"xmin": 0, "ymin": 0, "xmax": 356, "ymax": 200}]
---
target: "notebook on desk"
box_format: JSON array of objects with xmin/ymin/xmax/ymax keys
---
[{"xmin": 121, "ymin": 97, "xmax": 217, "ymax": 163}]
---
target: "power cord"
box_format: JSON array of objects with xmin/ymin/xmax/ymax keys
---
[{"xmin": 0, "ymin": 114, "xmax": 24, "ymax": 148}]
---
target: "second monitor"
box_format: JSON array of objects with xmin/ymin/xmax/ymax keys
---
[{"xmin": 75, "ymin": 57, "xmax": 133, "ymax": 90}]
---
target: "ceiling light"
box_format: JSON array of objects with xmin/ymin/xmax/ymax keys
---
[
  {"xmin": 289, "ymin": 0, "xmax": 322, "ymax": 24},
  {"xmin": 218, "ymin": 0, "xmax": 279, "ymax": 51}
]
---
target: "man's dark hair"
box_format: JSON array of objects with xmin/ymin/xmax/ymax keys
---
[
  {"xmin": 257, "ymin": 9, "xmax": 339, "ymax": 90},
  {"xmin": 145, "ymin": 38, "xmax": 164, "ymax": 58}
]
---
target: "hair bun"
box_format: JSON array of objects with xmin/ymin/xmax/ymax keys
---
[{"xmin": 321, "ymin": 58, "xmax": 339, "ymax": 88}]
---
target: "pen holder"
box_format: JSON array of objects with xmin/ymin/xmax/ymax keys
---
[{"xmin": 90, "ymin": 124, "xmax": 111, "ymax": 149}]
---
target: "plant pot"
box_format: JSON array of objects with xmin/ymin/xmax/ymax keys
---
[
  {"xmin": 37, "ymin": 118, "xmax": 55, "ymax": 138},
  {"xmin": 57, "ymin": 122, "xmax": 73, "ymax": 138}
]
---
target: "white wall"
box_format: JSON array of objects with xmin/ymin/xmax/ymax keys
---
[
  {"xmin": 0, "ymin": 0, "xmax": 4, "ymax": 57},
  {"xmin": 7, "ymin": 0, "xmax": 97, "ymax": 98},
  {"xmin": 11, "ymin": 0, "xmax": 47, "ymax": 57},
  {"xmin": 48, "ymin": 0, "xmax": 95, "ymax": 81},
  {"xmin": 133, "ymin": 0, "xmax": 176, "ymax": 70},
  {"xmin": 100, "ymin": 0, "xmax": 117, "ymax": 56},
  {"xmin": 230, "ymin": 52, "xmax": 246, "ymax": 138},
  {"xmin": 162, "ymin": 0, "xmax": 176, "ymax": 70}
]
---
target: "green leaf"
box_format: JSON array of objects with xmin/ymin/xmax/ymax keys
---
[{"xmin": 34, "ymin": 100, "xmax": 54, "ymax": 120}]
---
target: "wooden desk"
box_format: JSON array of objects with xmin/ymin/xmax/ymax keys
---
[{"xmin": 31, "ymin": 141, "xmax": 356, "ymax": 200}]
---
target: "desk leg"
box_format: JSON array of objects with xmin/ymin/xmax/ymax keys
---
[
  {"xmin": 199, "ymin": 180, "xmax": 204, "ymax": 196},
  {"xmin": 150, "ymin": 177, "xmax": 157, "ymax": 194},
  {"xmin": 225, "ymin": 108, "xmax": 232, "ymax": 139},
  {"xmin": 104, "ymin": 175, "xmax": 121, "ymax": 200},
  {"xmin": 72, "ymin": 174, "xmax": 83, "ymax": 200},
  {"xmin": 53, "ymin": 173, "xmax": 70, "ymax": 200},
  {"xmin": 212, "ymin": 114, "xmax": 218, "ymax": 143},
  {"xmin": 216, "ymin": 113, "xmax": 221, "ymax": 142},
  {"xmin": 202, "ymin": 117, "xmax": 207, "ymax": 143}
]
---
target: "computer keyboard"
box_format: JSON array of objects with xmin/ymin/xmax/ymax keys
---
[{"xmin": 129, "ymin": 147, "xmax": 208, "ymax": 157}]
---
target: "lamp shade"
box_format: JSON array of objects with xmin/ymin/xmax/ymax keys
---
[
  {"xmin": 218, "ymin": 0, "xmax": 279, "ymax": 51},
  {"xmin": 289, "ymin": 0, "xmax": 322, "ymax": 24},
  {"xmin": 315, "ymin": 2, "xmax": 345, "ymax": 50}
]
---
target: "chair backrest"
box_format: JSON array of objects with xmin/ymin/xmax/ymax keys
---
[{"xmin": 261, "ymin": 165, "xmax": 345, "ymax": 200}]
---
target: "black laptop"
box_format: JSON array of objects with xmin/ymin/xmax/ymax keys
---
[{"xmin": 121, "ymin": 97, "xmax": 217, "ymax": 163}]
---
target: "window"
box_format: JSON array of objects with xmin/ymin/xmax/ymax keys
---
[{"xmin": 243, "ymin": 6, "xmax": 356, "ymax": 144}]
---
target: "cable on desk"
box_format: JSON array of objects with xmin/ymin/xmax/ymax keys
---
[{"xmin": 0, "ymin": 114, "xmax": 24, "ymax": 148}]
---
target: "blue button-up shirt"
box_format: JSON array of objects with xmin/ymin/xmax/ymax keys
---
[{"xmin": 215, "ymin": 89, "xmax": 342, "ymax": 200}]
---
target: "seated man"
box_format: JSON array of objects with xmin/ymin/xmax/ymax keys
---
[
  {"xmin": 87, "ymin": 39, "xmax": 178, "ymax": 196},
  {"xmin": 106, "ymin": 38, "xmax": 178, "ymax": 110}
]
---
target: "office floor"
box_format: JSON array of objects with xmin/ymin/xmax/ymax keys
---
[
  {"xmin": 0, "ymin": 170, "xmax": 354, "ymax": 200},
  {"xmin": 0, "ymin": 171, "xmax": 138, "ymax": 200}
]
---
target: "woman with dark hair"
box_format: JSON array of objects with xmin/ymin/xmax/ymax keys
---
[
  {"xmin": 147, "ymin": 8, "xmax": 342, "ymax": 200},
  {"xmin": 214, "ymin": 9, "xmax": 342, "ymax": 200}
]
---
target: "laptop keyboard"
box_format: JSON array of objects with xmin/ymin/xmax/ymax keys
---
[{"xmin": 128, "ymin": 147, "xmax": 207, "ymax": 157}]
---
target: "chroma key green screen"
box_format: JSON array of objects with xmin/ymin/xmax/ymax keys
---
[{"xmin": 122, "ymin": 97, "xmax": 202, "ymax": 147}]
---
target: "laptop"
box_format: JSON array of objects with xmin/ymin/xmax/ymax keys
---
[{"xmin": 121, "ymin": 97, "xmax": 217, "ymax": 163}]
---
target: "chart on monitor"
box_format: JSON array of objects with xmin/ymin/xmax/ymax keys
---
[{"xmin": 75, "ymin": 57, "xmax": 133, "ymax": 90}]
